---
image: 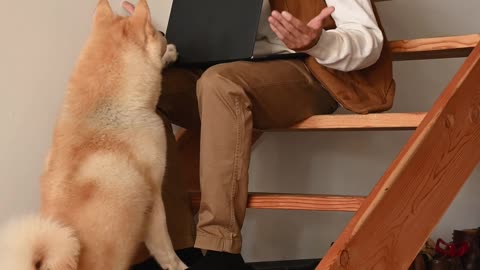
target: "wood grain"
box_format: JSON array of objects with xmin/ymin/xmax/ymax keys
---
[
  {"xmin": 318, "ymin": 43, "xmax": 480, "ymax": 270},
  {"xmin": 281, "ymin": 113, "xmax": 426, "ymax": 131},
  {"xmin": 390, "ymin": 34, "xmax": 480, "ymax": 61},
  {"xmin": 190, "ymin": 192, "xmax": 365, "ymax": 212}
]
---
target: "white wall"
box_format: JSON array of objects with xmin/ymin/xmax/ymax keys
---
[{"xmin": 0, "ymin": 0, "xmax": 479, "ymax": 263}]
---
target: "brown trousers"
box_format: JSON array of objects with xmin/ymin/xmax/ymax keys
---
[{"xmin": 160, "ymin": 59, "xmax": 338, "ymax": 253}]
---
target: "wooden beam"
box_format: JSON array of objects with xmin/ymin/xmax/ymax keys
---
[
  {"xmin": 317, "ymin": 43, "xmax": 480, "ymax": 270},
  {"xmin": 190, "ymin": 192, "xmax": 365, "ymax": 212},
  {"xmin": 390, "ymin": 34, "xmax": 480, "ymax": 61}
]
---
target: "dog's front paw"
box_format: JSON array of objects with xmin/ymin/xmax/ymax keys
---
[{"xmin": 162, "ymin": 44, "xmax": 178, "ymax": 66}]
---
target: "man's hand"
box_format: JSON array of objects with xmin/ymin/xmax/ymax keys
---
[
  {"xmin": 122, "ymin": 1, "xmax": 135, "ymax": 15},
  {"xmin": 122, "ymin": 1, "xmax": 167, "ymax": 36},
  {"xmin": 268, "ymin": 7, "xmax": 335, "ymax": 51}
]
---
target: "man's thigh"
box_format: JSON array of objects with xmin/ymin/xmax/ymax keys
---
[
  {"xmin": 158, "ymin": 67, "xmax": 203, "ymax": 129},
  {"xmin": 201, "ymin": 59, "xmax": 338, "ymax": 129}
]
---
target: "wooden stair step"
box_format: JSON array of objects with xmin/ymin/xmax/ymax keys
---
[
  {"xmin": 391, "ymin": 34, "xmax": 480, "ymax": 61},
  {"xmin": 190, "ymin": 192, "xmax": 365, "ymax": 212},
  {"xmin": 276, "ymin": 112, "xmax": 426, "ymax": 131}
]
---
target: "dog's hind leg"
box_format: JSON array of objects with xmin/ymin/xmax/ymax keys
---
[{"xmin": 70, "ymin": 173, "xmax": 152, "ymax": 270}]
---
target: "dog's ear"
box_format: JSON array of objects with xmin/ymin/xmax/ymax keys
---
[
  {"xmin": 130, "ymin": 0, "xmax": 152, "ymax": 29},
  {"xmin": 94, "ymin": 0, "xmax": 113, "ymax": 24}
]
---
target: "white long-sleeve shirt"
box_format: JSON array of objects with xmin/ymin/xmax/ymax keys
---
[{"xmin": 254, "ymin": 0, "xmax": 384, "ymax": 72}]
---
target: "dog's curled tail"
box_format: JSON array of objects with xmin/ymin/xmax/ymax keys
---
[{"xmin": 0, "ymin": 215, "xmax": 80, "ymax": 270}]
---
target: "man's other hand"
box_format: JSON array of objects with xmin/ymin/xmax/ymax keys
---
[{"xmin": 268, "ymin": 7, "xmax": 335, "ymax": 51}]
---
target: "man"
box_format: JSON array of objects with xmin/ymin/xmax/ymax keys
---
[{"xmin": 125, "ymin": 0, "xmax": 391, "ymax": 269}]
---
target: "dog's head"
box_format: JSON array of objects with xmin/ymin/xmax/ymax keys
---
[
  {"xmin": 65, "ymin": 0, "xmax": 168, "ymax": 110},
  {"xmin": 90, "ymin": 0, "xmax": 167, "ymax": 68}
]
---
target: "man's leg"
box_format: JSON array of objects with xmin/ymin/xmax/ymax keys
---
[
  {"xmin": 158, "ymin": 68, "xmax": 203, "ymax": 250},
  {"xmin": 192, "ymin": 59, "xmax": 337, "ymax": 269}
]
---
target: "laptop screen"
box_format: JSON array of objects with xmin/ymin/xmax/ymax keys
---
[{"xmin": 166, "ymin": 0, "xmax": 263, "ymax": 65}]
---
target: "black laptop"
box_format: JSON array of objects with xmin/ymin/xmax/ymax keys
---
[{"xmin": 165, "ymin": 0, "xmax": 306, "ymax": 67}]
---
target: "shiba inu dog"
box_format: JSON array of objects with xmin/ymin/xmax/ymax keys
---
[{"xmin": 0, "ymin": 0, "xmax": 184, "ymax": 269}]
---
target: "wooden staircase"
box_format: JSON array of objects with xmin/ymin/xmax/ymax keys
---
[{"xmin": 177, "ymin": 3, "xmax": 480, "ymax": 269}]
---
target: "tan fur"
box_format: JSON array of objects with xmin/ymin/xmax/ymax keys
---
[{"xmin": 0, "ymin": 0, "xmax": 183, "ymax": 269}]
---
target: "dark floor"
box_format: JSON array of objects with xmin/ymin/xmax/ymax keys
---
[
  {"xmin": 248, "ymin": 259, "xmax": 321, "ymax": 270},
  {"xmin": 132, "ymin": 258, "xmax": 321, "ymax": 270}
]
